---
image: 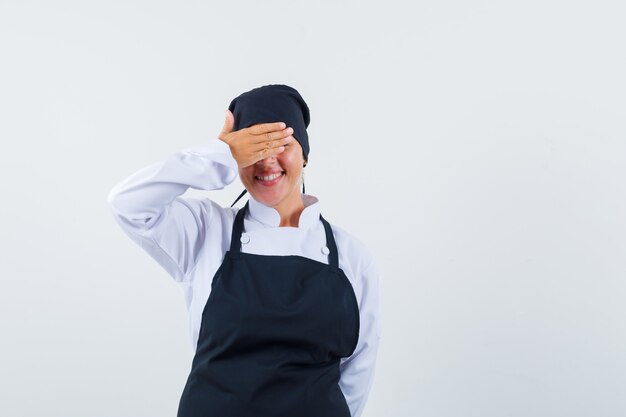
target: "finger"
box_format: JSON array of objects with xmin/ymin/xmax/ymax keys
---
[
  {"xmin": 277, "ymin": 135, "xmax": 294, "ymax": 146},
  {"xmin": 251, "ymin": 127, "xmax": 294, "ymax": 144},
  {"xmin": 219, "ymin": 109, "xmax": 235, "ymax": 139},
  {"xmin": 253, "ymin": 144, "xmax": 286, "ymax": 161},
  {"xmin": 265, "ymin": 146, "xmax": 286, "ymax": 158},
  {"xmin": 272, "ymin": 146, "xmax": 286, "ymax": 156},
  {"xmin": 255, "ymin": 147, "xmax": 271, "ymax": 162},
  {"xmin": 248, "ymin": 122, "xmax": 287, "ymax": 136},
  {"xmin": 252, "ymin": 136, "xmax": 291, "ymax": 153}
]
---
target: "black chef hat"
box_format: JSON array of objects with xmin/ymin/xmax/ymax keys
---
[{"xmin": 227, "ymin": 84, "xmax": 310, "ymax": 163}]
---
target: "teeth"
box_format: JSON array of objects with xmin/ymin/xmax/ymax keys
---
[{"xmin": 256, "ymin": 172, "xmax": 283, "ymax": 181}]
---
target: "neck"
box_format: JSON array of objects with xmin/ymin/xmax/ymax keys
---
[{"xmin": 273, "ymin": 192, "xmax": 305, "ymax": 227}]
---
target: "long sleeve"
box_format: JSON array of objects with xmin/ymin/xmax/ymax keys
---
[
  {"xmin": 106, "ymin": 137, "xmax": 238, "ymax": 282},
  {"xmin": 339, "ymin": 256, "xmax": 383, "ymax": 417}
]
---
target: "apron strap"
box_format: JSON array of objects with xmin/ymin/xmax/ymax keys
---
[
  {"xmin": 230, "ymin": 188, "xmax": 248, "ymax": 208},
  {"xmin": 229, "ymin": 200, "xmax": 339, "ymax": 268},
  {"xmin": 229, "ymin": 200, "xmax": 249, "ymax": 253},
  {"xmin": 319, "ymin": 214, "xmax": 339, "ymax": 268}
]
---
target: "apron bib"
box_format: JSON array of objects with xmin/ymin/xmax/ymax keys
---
[{"xmin": 177, "ymin": 200, "xmax": 360, "ymax": 417}]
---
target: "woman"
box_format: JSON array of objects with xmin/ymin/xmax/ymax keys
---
[{"xmin": 107, "ymin": 84, "xmax": 382, "ymax": 417}]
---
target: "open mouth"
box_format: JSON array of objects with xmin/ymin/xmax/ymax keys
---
[{"xmin": 254, "ymin": 171, "xmax": 285, "ymax": 186}]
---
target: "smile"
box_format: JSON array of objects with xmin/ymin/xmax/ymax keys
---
[{"xmin": 255, "ymin": 171, "xmax": 285, "ymax": 186}]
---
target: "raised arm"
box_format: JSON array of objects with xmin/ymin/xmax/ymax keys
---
[
  {"xmin": 106, "ymin": 137, "xmax": 238, "ymax": 282},
  {"xmin": 106, "ymin": 112, "xmax": 295, "ymax": 283}
]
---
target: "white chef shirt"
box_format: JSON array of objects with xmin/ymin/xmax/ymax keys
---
[{"xmin": 107, "ymin": 137, "xmax": 382, "ymax": 417}]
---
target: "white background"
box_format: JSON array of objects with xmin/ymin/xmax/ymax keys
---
[{"xmin": 1, "ymin": 1, "xmax": 625, "ymax": 416}]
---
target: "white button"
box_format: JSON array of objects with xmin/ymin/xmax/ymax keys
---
[
  {"xmin": 240, "ymin": 233, "xmax": 250, "ymax": 244},
  {"xmin": 321, "ymin": 246, "xmax": 330, "ymax": 255}
]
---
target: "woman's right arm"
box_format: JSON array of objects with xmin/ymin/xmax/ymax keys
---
[
  {"xmin": 106, "ymin": 137, "xmax": 238, "ymax": 283},
  {"xmin": 107, "ymin": 114, "xmax": 293, "ymax": 283}
]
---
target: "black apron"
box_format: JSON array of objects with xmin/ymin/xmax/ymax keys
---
[{"xmin": 177, "ymin": 200, "xmax": 360, "ymax": 417}]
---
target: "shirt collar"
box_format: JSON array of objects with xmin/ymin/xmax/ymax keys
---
[{"xmin": 247, "ymin": 193, "xmax": 320, "ymax": 229}]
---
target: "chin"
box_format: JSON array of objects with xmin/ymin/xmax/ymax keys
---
[
  {"xmin": 254, "ymin": 191, "xmax": 285, "ymax": 207},
  {"xmin": 245, "ymin": 176, "xmax": 287, "ymax": 206},
  {"xmin": 244, "ymin": 184, "xmax": 278, "ymax": 205}
]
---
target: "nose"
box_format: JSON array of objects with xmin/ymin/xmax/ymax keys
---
[{"xmin": 257, "ymin": 154, "xmax": 277, "ymax": 164}]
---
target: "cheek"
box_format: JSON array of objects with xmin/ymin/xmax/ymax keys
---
[
  {"xmin": 279, "ymin": 148, "xmax": 303, "ymax": 169},
  {"xmin": 240, "ymin": 168, "xmax": 254, "ymax": 182}
]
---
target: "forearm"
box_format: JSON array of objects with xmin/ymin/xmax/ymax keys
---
[{"xmin": 107, "ymin": 138, "xmax": 237, "ymax": 229}]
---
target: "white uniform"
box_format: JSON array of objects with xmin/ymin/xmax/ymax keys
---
[{"xmin": 107, "ymin": 137, "xmax": 383, "ymax": 417}]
